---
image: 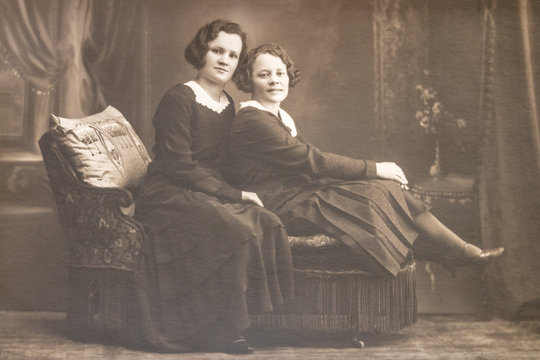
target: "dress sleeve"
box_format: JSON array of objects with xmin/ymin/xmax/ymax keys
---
[
  {"xmin": 152, "ymin": 89, "xmax": 242, "ymax": 202},
  {"xmin": 232, "ymin": 109, "xmax": 378, "ymax": 180}
]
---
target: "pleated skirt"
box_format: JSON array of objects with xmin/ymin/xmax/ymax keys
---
[
  {"xmin": 134, "ymin": 173, "xmax": 294, "ymax": 348},
  {"xmin": 277, "ymin": 179, "xmax": 429, "ymax": 277}
]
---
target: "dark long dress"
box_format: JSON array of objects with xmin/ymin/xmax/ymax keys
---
[
  {"xmin": 135, "ymin": 84, "xmax": 294, "ymax": 348},
  {"xmin": 225, "ymin": 103, "xmax": 429, "ymax": 277}
]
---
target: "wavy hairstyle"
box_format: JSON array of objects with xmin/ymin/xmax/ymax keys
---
[
  {"xmin": 184, "ymin": 19, "xmax": 248, "ymax": 73},
  {"xmin": 233, "ymin": 43, "xmax": 301, "ymax": 93}
]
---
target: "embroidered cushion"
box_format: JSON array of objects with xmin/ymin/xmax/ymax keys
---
[
  {"xmin": 288, "ymin": 234, "xmax": 341, "ymax": 248},
  {"xmin": 288, "ymin": 234, "xmax": 381, "ymax": 274},
  {"xmin": 49, "ymin": 106, "xmax": 151, "ymax": 189}
]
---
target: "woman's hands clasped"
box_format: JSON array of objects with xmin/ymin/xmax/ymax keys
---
[
  {"xmin": 375, "ymin": 162, "xmax": 409, "ymax": 190},
  {"xmin": 241, "ymin": 191, "xmax": 265, "ymax": 207}
]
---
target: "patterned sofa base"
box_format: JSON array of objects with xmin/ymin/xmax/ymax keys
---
[
  {"xmin": 39, "ymin": 131, "xmax": 417, "ymax": 349},
  {"xmin": 64, "ymin": 252, "xmax": 417, "ymax": 345}
]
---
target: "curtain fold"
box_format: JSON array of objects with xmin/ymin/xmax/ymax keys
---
[
  {"xmin": 55, "ymin": 0, "xmax": 94, "ymax": 118},
  {"xmin": 373, "ymin": 0, "xmax": 428, "ymax": 178},
  {"xmin": 82, "ymin": 0, "xmax": 149, "ymax": 139},
  {"xmin": 0, "ymin": 0, "xmax": 148, "ymax": 147},
  {"xmin": 0, "ymin": 0, "xmax": 94, "ymax": 149},
  {"xmin": 0, "ymin": 0, "xmax": 72, "ymax": 92},
  {"xmin": 478, "ymin": 0, "xmax": 540, "ymax": 318}
]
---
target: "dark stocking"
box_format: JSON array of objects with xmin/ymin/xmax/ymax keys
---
[{"xmin": 412, "ymin": 211, "xmax": 482, "ymax": 258}]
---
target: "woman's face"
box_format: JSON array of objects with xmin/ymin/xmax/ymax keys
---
[
  {"xmin": 251, "ymin": 53, "xmax": 289, "ymax": 109},
  {"xmin": 198, "ymin": 31, "xmax": 242, "ymax": 85}
]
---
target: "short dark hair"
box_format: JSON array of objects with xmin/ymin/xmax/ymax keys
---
[
  {"xmin": 233, "ymin": 43, "xmax": 301, "ymax": 93},
  {"xmin": 184, "ymin": 19, "xmax": 248, "ymax": 72}
]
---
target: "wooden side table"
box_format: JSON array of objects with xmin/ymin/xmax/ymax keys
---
[{"xmin": 409, "ymin": 173, "xmax": 489, "ymax": 316}]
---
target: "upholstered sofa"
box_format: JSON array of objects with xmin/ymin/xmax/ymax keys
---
[{"xmin": 39, "ymin": 106, "xmax": 417, "ymax": 348}]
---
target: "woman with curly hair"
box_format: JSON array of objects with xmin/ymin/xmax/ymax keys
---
[{"xmin": 226, "ymin": 43, "xmax": 503, "ymax": 279}]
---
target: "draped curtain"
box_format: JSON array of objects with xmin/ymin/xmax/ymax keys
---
[
  {"xmin": 82, "ymin": 0, "xmax": 149, "ymax": 144},
  {"xmin": 374, "ymin": 0, "xmax": 540, "ymax": 318},
  {"xmin": 0, "ymin": 0, "xmax": 84, "ymax": 150},
  {"xmin": 372, "ymin": 0, "xmax": 428, "ymax": 178},
  {"xmin": 479, "ymin": 0, "xmax": 540, "ymax": 318},
  {"xmin": 0, "ymin": 0, "xmax": 148, "ymax": 149},
  {"xmin": 0, "ymin": 0, "xmax": 74, "ymax": 92}
]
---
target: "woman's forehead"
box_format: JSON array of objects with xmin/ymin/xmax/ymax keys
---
[
  {"xmin": 209, "ymin": 31, "xmax": 242, "ymax": 52},
  {"xmin": 253, "ymin": 53, "xmax": 285, "ymax": 68}
]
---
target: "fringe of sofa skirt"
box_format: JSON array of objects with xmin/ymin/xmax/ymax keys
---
[
  {"xmin": 250, "ymin": 263, "xmax": 417, "ymax": 333},
  {"xmin": 67, "ymin": 267, "xmax": 136, "ymax": 331},
  {"xmin": 66, "ymin": 263, "xmax": 417, "ymax": 335}
]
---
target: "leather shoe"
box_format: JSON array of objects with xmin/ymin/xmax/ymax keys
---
[
  {"xmin": 205, "ymin": 335, "xmax": 254, "ymax": 354},
  {"xmin": 463, "ymin": 244, "xmax": 505, "ymax": 264},
  {"xmin": 441, "ymin": 244, "xmax": 504, "ymax": 276}
]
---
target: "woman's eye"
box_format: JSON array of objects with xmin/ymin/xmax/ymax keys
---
[
  {"xmin": 230, "ymin": 54, "xmax": 238, "ymax": 59},
  {"xmin": 258, "ymin": 73, "xmax": 268, "ymax": 78},
  {"xmin": 211, "ymin": 48, "xmax": 223, "ymax": 54}
]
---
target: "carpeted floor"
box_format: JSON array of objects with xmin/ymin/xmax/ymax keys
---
[{"xmin": 1, "ymin": 311, "xmax": 540, "ymax": 360}]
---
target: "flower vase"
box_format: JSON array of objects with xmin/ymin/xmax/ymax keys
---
[{"xmin": 429, "ymin": 139, "xmax": 442, "ymax": 180}]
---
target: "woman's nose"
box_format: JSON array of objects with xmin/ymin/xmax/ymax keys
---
[
  {"xmin": 269, "ymin": 76, "xmax": 280, "ymax": 85},
  {"xmin": 218, "ymin": 55, "xmax": 228, "ymax": 65}
]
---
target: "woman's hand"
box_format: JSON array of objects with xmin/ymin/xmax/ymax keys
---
[
  {"xmin": 241, "ymin": 191, "xmax": 264, "ymax": 207},
  {"xmin": 375, "ymin": 162, "xmax": 409, "ymax": 189}
]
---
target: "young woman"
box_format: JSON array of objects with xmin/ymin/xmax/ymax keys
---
[
  {"xmin": 135, "ymin": 24, "xmax": 293, "ymax": 354},
  {"xmin": 226, "ymin": 43, "xmax": 503, "ymax": 279}
]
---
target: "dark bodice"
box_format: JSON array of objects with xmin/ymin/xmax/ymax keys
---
[
  {"xmin": 225, "ymin": 106, "xmax": 377, "ymax": 210},
  {"xmin": 145, "ymin": 83, "xmax": 241, "ymax": 202}
]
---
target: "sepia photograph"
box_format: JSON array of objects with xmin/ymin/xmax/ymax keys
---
[{"xmin": 1, "ymin": 0, "xmax": 539, "ymax": 358}]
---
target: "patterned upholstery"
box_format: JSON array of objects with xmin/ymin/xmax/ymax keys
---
[
  {"xmin": 39, "ymin": 122, "xmax": 417, "ymax": 345},
  {"xmin": 40, "ymin": 132, "xmax": 144, "ymax": 271}
]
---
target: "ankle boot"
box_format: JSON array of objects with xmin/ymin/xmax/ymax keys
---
[{"xmin": 440, "ymin": 243, "xmax": 505, "ymax": 276}]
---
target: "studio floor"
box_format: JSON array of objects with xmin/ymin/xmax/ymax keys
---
[{"xmin": 1, "ymin": 311, "xmax": 540, "ymax": 360}]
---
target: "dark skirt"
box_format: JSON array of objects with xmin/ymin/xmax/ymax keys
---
[
  {"xmin": 277, "ymin": 179, "xmax": 429, "ymax": 277},
  {"xmin": 134, "ymin": 173, "xmax": 294, "ymax": 347}
]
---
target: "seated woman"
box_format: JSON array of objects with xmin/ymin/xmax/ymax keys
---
[
  {"xmin": 225, "ymin": 43, "xmax": 504, "ymax": 278},
  {"xmin": 135, "ymin": 24, "xmax": 293, "ymax": 354}
]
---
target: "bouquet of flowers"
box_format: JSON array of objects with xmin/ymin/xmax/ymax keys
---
[
  {"xmin": 415, "ymin": 83, "xmax": 467, "ymax": 179},
  {"xmin": 415, "ymin": 84, "xmax": 467, "ymax": 136}
]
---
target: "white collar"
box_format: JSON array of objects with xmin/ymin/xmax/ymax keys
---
[
  {"xmin": 240, "ymin": 100, "xmax": 297, "ymax": 137},
  {"xmin": 185, "ymin": 81, "xmax": 230, "ymax": 114}
]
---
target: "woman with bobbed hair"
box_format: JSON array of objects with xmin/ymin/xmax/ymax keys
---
[
  {"xmin": 184, "ymin": 20, "xmax": 248, "ymax": 70},
  {"xmin": 227, "ymin": 43, "xmax": 503, "ymax": 279},
  {"xmin": 135, "ymin": 24, "xmax": 293, "ymax": 354}
]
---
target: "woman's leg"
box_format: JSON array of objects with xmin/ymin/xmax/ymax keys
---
[
  {"xmin": 414, "ymin": 211, "xmax": 478, "ymax": 255},
  {"xmin": 413, "ymin": 210, "xmax": 504, "ymax": 270}
]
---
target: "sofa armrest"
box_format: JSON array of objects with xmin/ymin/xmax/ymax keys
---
[{"xmin": 40, "ymin": 132, "xmax": 146, "ymax": 271}]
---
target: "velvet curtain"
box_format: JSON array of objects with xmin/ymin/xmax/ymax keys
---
[
  {"xmin": 0, "ymin": 0, "xmax": 97, "ymax": 131},
  {"xmin": 0, "ymin": 0, "xmax": 147, "ymax": 148},
  {"xmin": 0, "ymin": 0, "xmax": 79, "ymax": 149},
  {"xmin": 478, "ymin": 0, "xmax": 540, "ymax": 318},
  {"xmin": 372, "ymin": 0, "xmax": 428, "ymax": 178},
  {"xmin": 0, "ymin": 0, "xmax": 74, "ymax": 92},
  {"xmin": 82, "ymin": 0, "xmax": 149, "ymax": 144}
]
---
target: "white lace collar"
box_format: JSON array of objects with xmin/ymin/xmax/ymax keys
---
[
  {"xmin": 240, "ymin": 100, "xmax": 297, "ymax": 137},
  {"xmin": 185, "ymin": 81, "xmax": 230, "ymax": 114}
]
